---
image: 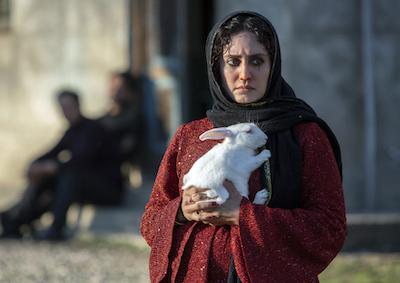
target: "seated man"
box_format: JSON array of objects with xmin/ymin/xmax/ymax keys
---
[{"xmin": 0, "ymin": 90, "xmax": 124, "ymax": 240}]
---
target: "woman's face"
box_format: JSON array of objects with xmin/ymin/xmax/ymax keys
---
[{"xmin": 219, "ymin": 31, "xmax": 271, "ymax": 104}]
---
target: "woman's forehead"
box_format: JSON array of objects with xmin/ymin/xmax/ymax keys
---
[{"xmin": 222, "ymin": 31, "xmax": 268, "ymax": 56}]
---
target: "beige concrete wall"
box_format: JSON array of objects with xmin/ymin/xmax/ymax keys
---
[{"xmin": 0, "ymin": 0, "xmax": 129, "ymax": 194}]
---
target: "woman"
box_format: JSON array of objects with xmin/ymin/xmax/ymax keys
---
[{"xmin": 140, "ymin": 11, "xmax": 346, "ymax": 283}]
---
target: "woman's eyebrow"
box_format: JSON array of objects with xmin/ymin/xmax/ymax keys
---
[
  {"xmin": 224, "ymin": 53, "xmax": 268, "ymax": 58},
  {"xmin": 248, "ymin": 54, "xmax": 269, "ymax": 58}
]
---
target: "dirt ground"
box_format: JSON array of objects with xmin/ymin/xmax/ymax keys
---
[{"xmin": 0, "ymin": 237, "xmax": 150, "ymax": 283}]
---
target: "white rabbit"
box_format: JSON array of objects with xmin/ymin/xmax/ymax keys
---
[{"xmin": 182, "ymin": 123, "xmax": 271, "ymax": 205}]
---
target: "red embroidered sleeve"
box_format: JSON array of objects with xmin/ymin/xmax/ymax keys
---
[{"xmin": 140, "ymin": 125, "xmax": 185, "ymax": 282}]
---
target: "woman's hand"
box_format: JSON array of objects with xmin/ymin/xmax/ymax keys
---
[
  {"xmin": 201, "ymin": 180, "xmax": 242, "ymax": 226},
  {"xmin": 179, "ymin": 180, "xmax": 242, "ymax": 226},
  {"xmin": 180, "ymin": 186, "xmax": 218, "ymax": 222}
]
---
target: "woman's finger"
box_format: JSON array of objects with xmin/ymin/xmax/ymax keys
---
[
  {"xmin": 223, "ymin": 180, "xmax": 241, "ymax": 198},
  {"xmin": 191, "ymin": 211, "xmax": 201, "ymax": 222},
  {"xmin": 182, "ymin": 187, "xmax": 211, "ymax": 204},
  {"xmin": 191, "ymin": 192, "xmax": 216, "ymax": 202},
  {"xmin": 223, "ymin": 180, "xmax": 236, "ymax": 193},
  {"xmin": 200, "ymin": 211, "xmax": 220, "ymax": 221},
  {"xmin": 184, "ymin": 186, "xmax": 210, "ymax": 195},
  {"xmin": 184, "ymin": 200, "xmax": 218, "ymax": 214}
]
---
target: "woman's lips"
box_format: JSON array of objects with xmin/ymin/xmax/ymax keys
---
[{"xmin": 235, "ymin": 86, "xmax": 254, "ymax": 93}]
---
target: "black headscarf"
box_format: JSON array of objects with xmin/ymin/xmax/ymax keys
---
[{"xmin": 206, "ymin": 11, "xmax": 342, "ymax": 209}]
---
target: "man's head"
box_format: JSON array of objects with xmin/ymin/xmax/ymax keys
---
[
  {"xmin": 109, "ymin": 71, "xmax": 141, "ymax": 109},
  {"xmin": 57, "ymin": 90, "xmax": 81, "ymax": 125}
]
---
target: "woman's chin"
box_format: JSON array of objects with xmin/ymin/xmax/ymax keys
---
[
  {"xmin": 234, "ymin": 95, "xmax": 258, "ymax": 104},
  {"xmin": 231, "ymin": 91, "xmax": 263, "ymax": 104}
]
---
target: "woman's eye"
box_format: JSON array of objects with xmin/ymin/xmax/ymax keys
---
[
  {"xmin": 251, "ymin": 58, "xmax": 264, "ymax": 66},
  {"xmin": 227, "ymin": 58, "xmax": 240, "ymax": 66}
]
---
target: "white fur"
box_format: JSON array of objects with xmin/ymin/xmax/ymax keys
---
[{"xmin": 182, "ymin": 123, "xmax": 271, "ymax": 205}]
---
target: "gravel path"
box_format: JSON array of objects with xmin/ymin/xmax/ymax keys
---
[{"xmin": 0, "ymin": 237, "xmax": 150, "ymax": 283}]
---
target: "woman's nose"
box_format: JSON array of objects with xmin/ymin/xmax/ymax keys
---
[{"xmin": 239, "ymin": 63, "xmax": 251, "ymax": 81}]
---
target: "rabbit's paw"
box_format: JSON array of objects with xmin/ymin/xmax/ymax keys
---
[
  {"xmin": 203, "ymin": 188, "xmax": 229, "ymax": 204},
  {"xmin": 258, "ymin": 149, "xmax": 271, "ymax": 160},
  {"xmin": 206, "ymin": 189, "xmax": 218, "ymax": 199},
  {"xmin": 253, "ymin": 189, "xmax": 268, "ymax": 205}
]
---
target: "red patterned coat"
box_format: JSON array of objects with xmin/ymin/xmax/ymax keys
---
[{"xmin": 140, "ymin": 118, "xmax": 346, "ymax": 283}]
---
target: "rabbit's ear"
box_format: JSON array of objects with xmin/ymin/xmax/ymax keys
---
[{"xmin": 199, "ymin": 128, "xmax": 233, "ymax": 141}]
